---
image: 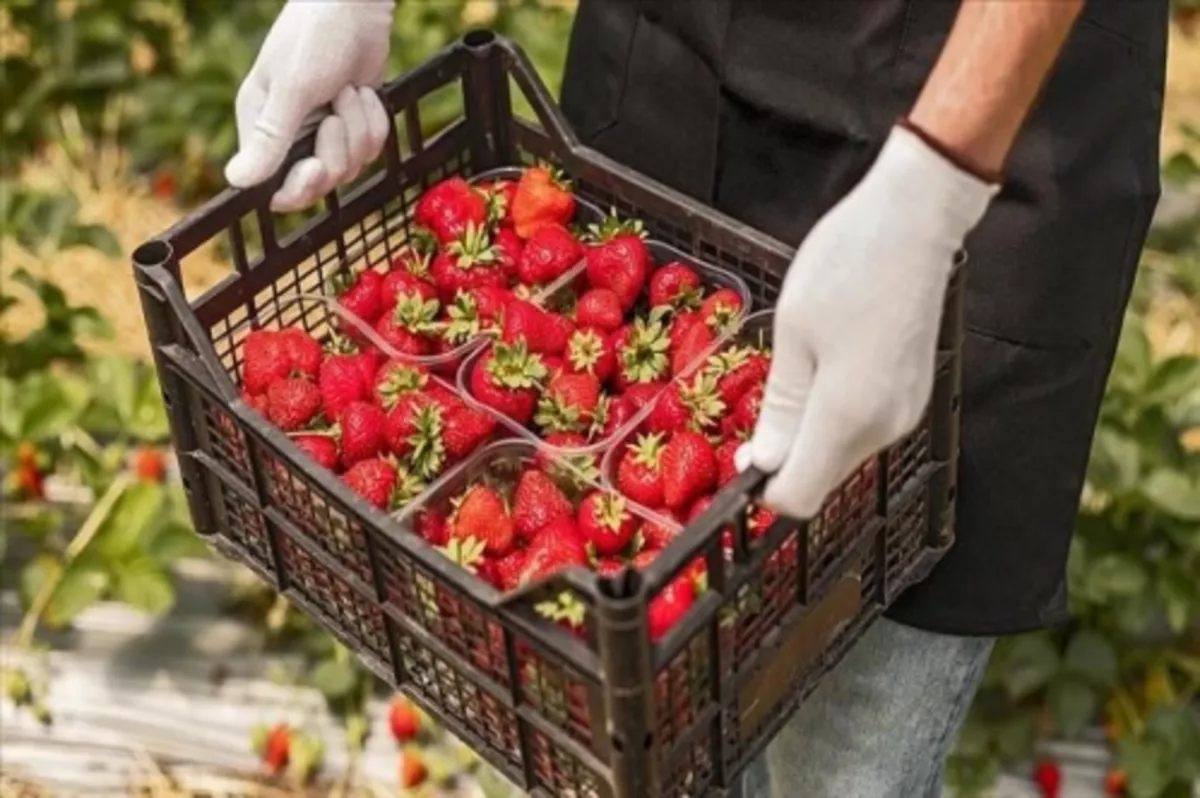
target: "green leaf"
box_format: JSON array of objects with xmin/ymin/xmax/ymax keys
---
[
  {"xmin": 44, "ymin": 562, "xmax": 109, "ymax": 628},
  {"xmin": 18, "ymin": 371, "xmax": 91, "ymax": 440},
  {"xmin": 144, "ymin": 521, "xmax": 207, "ymax": 564},
  {"xmin": 1049, "ymin": 678, "xmax": 1097, "ymax": 738},
  {"xmin": 1161, "ymin": 151, "xmax": 1200, "ymax": 186},
  {"xmin": 1087, "ymin": 427, "xmax": 1141, "ymax": 494},
  {"xmin": 309, "ymin": 658, "xmax": 357, "ymax": 700},
  {"xmin": 1113, "ymin": 321, "xmax": 1153, "ymax": 389},
  {"xmin": 1120, "ymin": 737, "xmax": 1174, "ymax": 798},
  {"xmin": 994, "ymin": 713, "xmax": 1037, "ymax": 761},
  {"xmin": 1146, "ymin": 706, "xmax": 1200, "ymax": 780},
  {"xmin": 1002, "ymin": 634, "xmax": 1060, "ymax": 700},
  {"xmin": 1143, "ymin": 355, "xmax": 1200, "ymax": 406},
  {"xmin": 96, "ymin": 482, "xmax": 164, "ymax": 560},
  {"xmin": 1086, "ymin": 555, "xmax": 1148, "ymax": 598},
  {"xmin": 113, "ymin": 557, "xmax": 174, "ymax": 616},
  {"xmin": 20, "ymin": 554, "xmax": 62, "ymax": 608},
  {"xmin": 1141, "ymin": 469, "xmax": 1200, "ymax": 520},
  {"xmin": 1063, "ymin": 630, "xmax": 1118, "ymax": 687},
  {"xmin": 58, "ymin": 223, "xmax": 121, "ymax": 257}
]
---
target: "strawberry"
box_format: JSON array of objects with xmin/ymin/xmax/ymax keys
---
[
  {"xmin": 389, "ymin": 697, "xmax": 420, "ymax": 741},
  {"xmin": 520, "ymin": 517, "xmax": 588, "ymax": 585},
  {"xmin": 243, "ymin": 390, "xmax": 270, "ymax": 416},
  {"xmin": 717, "ymin": 439, "xmax": 741, "ymax": 487},
  {"xmin": 502, "ymin": 299, "xmax": 557, "ymax": 355},
  {"xmin": 469, "ymin": 341, "xmax": 547, "ymax": 424},
  {"xmin": 634, "ymin": 550, "xmax": 696, "ymax": 641},
  {"xmin": 259, "ymin": 723, "xmax": 291, "ymax": 774},
  {"xmin": 594, "ymin": 558, "xmax": 628, "ymax": 578},
  {"xmin": 686, "ymin": 494, "xmax": 715, "ymax": 524},
  {"xmin": 425, "ymin": 381, "xmax": 465, "ymax": 416},
  {"xmin": 414, "ymin": 177, "xmax": 488, "ymax": 244},
  {"xmin": 342, "ymin": 457, "xmax": 398, "ymax": 509},
  {"xmin": 430, "ymin": 223, "xmax": 505, "ymax": 304},
  {"xmin": 599, "ymin": 394, "xmax": 635, "ymax": 438},
  {"xmin": 535, "ymin": 371, "xmax": 602, "ymax": 434},
  {"xmin": 132, "ymin": 447, "xmax": 167, "ymax": 483},
  {"xmin": 1033, "ymin": 760, "xmax": 1061, "ymax": 798},
  {"xmin": 318, "ymin": 353, "xmax": 370, "ymax": 419},
  {"xmin": 291, "ymin": 432, "xmax": 339, "ymax": 471},
  {"xmin": 453, "ymin": 484, "xmax": 515, "ymax": 555},
  {"xmin": 400, "ymin": 753, "xmax": 428, "ymax": 789},
  {"xmin": 575, "ymin": 288, "xmax": 624, "ymax": 333},
  {"xmin": 493, "ymin": 226, "xmax": 524, "ymax": 279},
  {"xmin": 671, "ymin": 319, "xmax": 715, "ymax": 377},
  {"xmin": 489, "ymin": 548, "xmax": 529, "ymax": 592},
  {"xmin": 543, "ymin": 311, "xmax": 575, "ymax": 355},
  {"xmin": 516, "ymin": 223, "xmax": 583, "ymax": 285},
  {"xmin": 669, "ymin": 310, "xmax": 704, "ymax": 354},
  {"xmin": 277, "ymin": 328, "xmax": 322, "ymax": 378},
  {"xmin": 542, "ymin": 354, "xmax": 567, "ymax": 377},
  {"xmin": 338, "ymin": 401, "xmax": 386, "ymax": 466},
  {"xmin": 242, "ymin": 330, "xmax": 292, "ymax": 394},
  {"xmin": 616, "ymin": 433, "xmax": 666, "ymax": 507},
  {"xmin": 374, "ymin": 295, "xmax": 441, "ymax": 356},
  {"xmin": 749, "ymin": 507, "xmax": 778, "ymax": 539},
  {"xmin": 645, "ymin": 371, "xmax": 725, "ymax": 435},
  {"xmin": 329, "ymin": 268, "xmax": 386, "ymax": 328},
  {"xmin": 373, "ymin": 359, "xmax": 429, "ymax": 409},
  {"xmin": 613, "ymin": 316, "xmax": 670, "ymax": 390},
  {"xmin": 726, "ymin": 383, "xmax": 763, "ymax": 439},
  {"xmin": 266, "ymin": 378, "xmax": 321, "ymax": 431},
  {"xmin": 383, "ymin": 393, "xmax": 433, "ymax": 458},
  {"xmin": 389, "ymin": 234, "xmax": 437, "ymax": 274},
  {"xmin": 708, "ymin": 347, "xmax": 770, "ymax": 407},
  {"xmin": 442, "ymin": 403, "xmax": 496, "ymax": 462},
  {"xmin": 565, "ymin": 327, "xmax": 615, "ymax": 384},
  {"xmin": 481, "ymin": 179, "xmax": 518, "ymax": 226},
  {"xmin": 661, "ymin": 431, "xmax": 718, "ymax": 511},
  {"xmin": 381, "ymin": 266, "xmax": 437, "ymax": 310},
  {"xmin": 578, "ymin": 491, "xmax": 639, "ymax": 557},
  {"xmin": 584, "ymin": 213, "xmax": 650, "ymax": 310},
  {"xmin": 415, "ymin": 507, "xmax": 450, "ymax": 546},
  {"xmin": 700, "ymin": 287, "xmax": 744, "ymax": 334},
  {"xmin": 470, "ymin": 285, "xmax": 510, "ymax": 324},
  {"xmin": 623, "ymin": 381, "xmax": 668, "ymax": 414},
  {"xmin": 512, "ymin": 165, "xmax": 576, "ymax": 239},
  {"xmin": 513, "ymin": 469, "xmax": 574, "ymax": 539},
  {"xmin": 649, "ymin": 262, "xmax": 703, "ymax": 310},
  {"xmin": 641, "ymin": 516, "xmax": 679, "ymax": 551}
]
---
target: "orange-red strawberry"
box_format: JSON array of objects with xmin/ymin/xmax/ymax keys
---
[
  {"xmin": 709, "ymin": 347, "xmax": 770, "ymax": 407},
  {"xmin": 535, "ymin": 371, "xmax": 602, "ymax": 434},
  {"xmin": 634, "ymin": 550, "xmax": 696, "ymax": 641},
  {"xmin": 242, "ymin": 330, "xmax": 292, "ymax": 394},
  {"xmin": 266, "ymin": 378, "xmax": 321, "ymax": 431},
  {"xmin": 318, "ymin": 353, "xmax": 370, "ymax": 419},
  {"xmin": 442, "ymin": 403, "xmax": 496, "ymax": 462},
  {"xmin": 520, "ymin": 516, "xmax": 588, "ymax": 585},
  {"xmin": 661, "ymin": 431, "xmax": 718, "ymax": 511},
  {"xmin": 415, "ymin": 507, "xmax": 450, "ymax": 546},
  {"xmin": 373, "ymin": 360, "xmax": 429, "ymax": 410},
  {"xmin": 453, "ymin": 484, "xmax": 515, "ymax": 555},
  {"xmin": 277, "ymin": 328, "xmax": 322, "ymax": 378},
  {"xmin": 400, "ymin": 752, "xmax": 428, "ymax": 788},
  {"xmin": 512, "ymin": 165, "xmax": 576, "ymax": 239},
  {"xmin": 329, "ymin": 268, "xmax": 385, "ymax": 328},
  {"xmin": 671, "ymin": 318, "xmax": 715, "ymax": 377},
  {"xmin": 493, "ymin": 226, "xmax": 523, "ymax": 279},
  {"xmin": 132, "ymin": 447, "xmax": 167, "ymax": 483},
  {"xmin": 291, "ymin": 433, "xmax": 340, "ymax": 471},
  {"xmin": 584, "ymin": 213, "xmax": 650, "ymax": 310},
  {"xmin": 700, "ymin": 287, "xmax": 744, "ymax": 334},
  {"xmin": 716, "ymin": 439, "xmax": 740, "ymax": 487},
  {"xmin": 575, "ymin": 288, "xmax": 624, "ymax": 333},
  {"xmin": 342, "ymin": 457, "xmax": 398, "ymax": 509},
  {"xmin": 649, "ymin": 262, "xmax": 703, "ymax": 310},
  {"xmin": 613, "ymin": 316, "xmax": 670, "ymax": 391},
  {"xmin": 388, "ymin": 697, "xmax": 420, "ymax": 741},
  {"xmin": 578, "ymin": 491, "xmax": 639, "ymax": 557},
  {"xmin": 565, "ymin": 327, "xmax": 616, "ymax": 383},
  {"xmin": 15, "ymin": 462, "xmax": 45, "ymax": 499},
  {"xmin": 469, "ymin": 341, "xmax": 547, "ymax": 424},
  {"xmin": 516, "ymin": 223, "xmax": 583, "ymax": 285},
  {"xmin": 414, "ymin": 176, "xmax": 488, "ymax": 244},
  {"xmin": 374, "ymin": 295, "xmax": 440, "ymax": 357},
  {"xmin": 338, "ymin": 401, "xmax": 386, "ymax": 466},
  {"xmin": 512, "ymin": 469, "xmax": 574, "ymax": 540},
  {"xmin": 616, "ymin": 432, "xmax": 666, "ymax": 508}
]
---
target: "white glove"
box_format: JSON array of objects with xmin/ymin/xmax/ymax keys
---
[
  {"xmin": 741, "ymin": 125, "xmax": 1000, "ymax": 519},
  {"xmin": 225, "ymin": 0, "xmax": 395, "ymax": 213}
]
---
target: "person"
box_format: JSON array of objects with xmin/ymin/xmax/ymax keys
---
[{"xmin": 225, "ymin": 1, "xmax": 1169, "ymax": 795}]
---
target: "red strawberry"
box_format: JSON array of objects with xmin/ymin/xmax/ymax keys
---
[
  {"xmin": 481, "ymin": 179, "xmax": 518, "ymax": 225},
  {"xmin": 645, "ymin": 372, "xmax": 725, "ymax": 435},
  {"xmin": 242, "ymin": 330, "xmax": 292, "ymax": 395},
  {"xmin": 542, "ymin": 354, "xmax": 566, "ymax": 378},
  {"xmin": 613, "ymin": 317, "xmax": 670, "ymax": 391},
  {"xmin": 329, "ymin": 268, "xmax": 386, "ymax": 328},
  {"xmin": 430, "ymin": 223, "xmax": 505, "ymax": 304},
  {"xmin": 342, "ymin": 457, "xmax": 398, "ymax": 509},
  {"xmin": 726, "ymin": 383, "xmax": 764, "ymax": 439},
  {"xmin": 710, "ymin": 347, "xmax": 771, "ymax": 407},
  {"xmin": 259, "ymin": 723, "xmax": 291, "ymax": 774},
  {"xmin": 374, "ymin": 295, "xmax": 440, "ymax": 356},
  {"xmin": 535, "ymin": 371, "xmax": 602, "ymax": 434},
  {"xmin": 389, "ymin": 697, "xmax": 420, "ymax": 741},
  {"xmin": 400, "ymin": 753, "xmax": 428, "ymax": 789},
  {"xmin": 584, "ymin": 213, "xmax": 650, "ymax": 310},
  {"xmin": 381, "ymin": 267, "xmax": 438, "ymax": 310},
  {"xmin": 616, "ymin": 432, "xmax": 666, "ymax": 508},
  {"xmin": 277, "ymin": 328, "xmax": 322, "ymax": 378},
  {"xmin": 623, "ymin": 381, "xmax": 668, "ymax": 414},
  {"xmin": 266, "ymin": 378, "xmax": 321, "ymax": 431},
  {"xmin": 671, "ymin": 320, "xmax": 715, "ymax": 377},
  {"xmin": 243, "ymin": 390, "xmax": 270, "ymax": 416},
  {"xmin": 469, "ymin": 342, "xmax": 547, "ymax": 424},
  {"xmin": 415, "ymin": 507, "xmax": 450, "ymax": 546},
  {"xmin": 686, "ymin": 494, "xmax": 715, "ymax": 524},
  {"xmin": 599, "ymin": 394, "xmax": 635, "ymax": 439},
  {"xmin": 519, "ymin": 517, "xmax": 588, "ymax": 585},
  {"xmin": 318, "ymin": 353, "xmax": 370, "ymax": 420},
  {"xmin": 512, "ymin": 469, "xmax": 574, "ymax": 540},
  {"xmin": 565, "ymin": 327, "xmax": 615, "ymax": 384},
  {"xmin": 578, "ymin": 491, "xmax": 639, "ymax": 557},
  {"xmin": 516, "ymin": 223, "xmax": 583, "ymax": 285},
  {"xmin": 575, "ymin": 288, "xmax": 624, "ymax": 333},
  {"xmin": 669, "ymin": 310, "xmax": 704, "ymax": 354},
  {"xmin": 442, "ymin": 403, "xmax": 496, "ymax": 462},
  {"xmin": 425, "ymin": 381, "xmax": 465, "ymax": 416},
  {"xmin": 373, "ymin": 360, "xmax": 430, "ymax": 410},
  {"xmin": 749, "ymin": 507, "xmax": 778, "ymax": 539},
  {"xmin": 414, "ymin": 177, "xmax": 488, "ymax": 244},
  {"xmin": 700, "ymin": 287, "xmax": 744, "ymax": 333},
  {"xmin": 649, "ymin": 263, "xmax": 703, "ymax": 310},
  {"xmin": 1033, "ymin": 760, "xmax": 1062, "ymax": 798},
  {"xmin": 383, "ymin": 393, "xmax": 434, "ymax": 458},
  {"xmin": 493, "ymin": 226, "xmax": 523, "ymax": 279},
  {"xmin": 502, "ymin": 299, "xmax": 557, "ymax": 355},
  {"xmin": 594, "ymin": 558, "xmax": 627, "ymax": 578},
  {"xmin": 490, "ymin": 548, "xmax": 529, "ymax": 591},
  {"xmin": 641, "ymin": 516, "xmax": 679, "ymax": 551},
  {"xmin": 717, "ymin": 439, "xmax": 741, "ymax": 487},
  {"xmin": 543, "ymin": 311, "xmax": 575, "ymax": 355},
  {"xmin": 470, "ymin": 285, "xmax": 510, "ymax": 324},
  {"xmin": 634, "ymin": 550, "xmax": 696, "ymax": 641},
  {"xmin": 338, "ymin": 401, "xmax": 387, "ymax": 466},
  {"xmin": 661, "ymin": 431, "xmax": 718, "ymax": 511},
  {"xmin": 291, "ymin": 433, "xmax": 339, "ymax": 471},
  {"xmin": 453, "ymin": 484, "xmax": 515, "ymax": 556},
  {"xmin": 512, "ymin": 165, "xmax": 576, "ymax": 239}
]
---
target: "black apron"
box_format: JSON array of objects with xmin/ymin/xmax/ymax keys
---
[{"xmin": 559, "ymin": 0, "xmax": 1169, "ymax": 636}]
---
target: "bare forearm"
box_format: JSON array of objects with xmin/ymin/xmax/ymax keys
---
[{"xmin": 908, "ymin": 0, "xmax": 1085, "ymax": 179}]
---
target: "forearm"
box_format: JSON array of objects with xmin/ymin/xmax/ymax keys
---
[{"xmin": 908, "ymin": 0, "xmax": 1085, "ymax": 179}]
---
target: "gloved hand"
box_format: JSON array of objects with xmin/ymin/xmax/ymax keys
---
[
  {"xmin": 741, "ymin": 124, "xmax": 1000, "ymax": 519},
  {"xmin": 225, "ymin": 0, "xmax": 395, "ymax": 213}
]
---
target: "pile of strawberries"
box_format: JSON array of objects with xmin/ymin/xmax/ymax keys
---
[{"xmin": 465, "ymin": 211, "xmax": 746, "ymax": 452}]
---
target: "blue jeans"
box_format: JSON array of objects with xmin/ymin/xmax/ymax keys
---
[{"xmin": 736, "ymin": 618, "xmax": 995, "ymax": 798}]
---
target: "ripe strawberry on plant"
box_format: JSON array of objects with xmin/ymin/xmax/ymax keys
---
[
  {"xmin": 291, "ymin": 432, "xmax": 340, "ymax": 472},
  {"xmin": 661, "ymin": 430, "xmax": 718, "ymax": 511},
  {"xmin": 535, "ymin": 371, "xmax": 602, "ymax": 435},
  {"xmin": 516, "ymin": 222, "xmax": 583, "ymax": 286},
  {"xmin": 671, "ymin": 318, "xmax": 715, "ymax": 377},
  {"xmin": 469, "ymin": 341, "xmax": 547, "ymax": 424},
  {"xmin": 372, "ymin": 359, "xmax": 429, "ymax": 410},
  {"xmin": 374, "ymin": 294, "xmax": 441, "ymax": 357},
  {"xmin": 584, "ymin": 212, "xmax": 650, "ymax": 310},
  {"xmin": 717, "ymin": 438, "xmax": 741, "ymax": 487},
  {"xmin": 645, "ymin": 371, "xmax": 725, "ymax": 435},
  {"xmin": 400, "ymin": 752, "xmax": 428, "ymax": 789},
  {"xmin": 442, "ymin": 403, "xmax": 496, "ymax": 463},
  {"xmin": 452, "ymin": 484, "xmax": 515, "ymax": 556},
  {"xmin": 328, "ymin": 268, "xmax": 386, "ymax": 331},
  {"xmin": 700, "ymin": 287, "xmax": 744, "ymax": 334},
  {"xmin": 414, "ymin": 176, "xmax": 488, "ymax": 244},
  {"xmin": 578, "ymin": 491, "xmax": 639, "ymax": 557},
  {"xmin": 132, "ymin": 447, "xmax": 168, "ymax": 483},
  {"xmin": 430, "ymin": 223, "xmax": 505, "ymax": 303},
  {"xmin": 266, "ymin": 377, "xmax": 321, "ymax": 431},
  {"xmin": 1033, "ymin": 760, "xmax": 1061, "ymax": 798},
  {"xmin": 707, "ymin": 346, "xmax": 770, "ymax": 407},
  {"xmin": 388, "ymin": 697, "xmax": 420, "ymax": 742},
  {"xmin": 519, "ymin": 517, "xmax": 588, "ymax": 585},
  {"xmin": 253, "ymin": 722, "xmax": 291, "ymax": 775},
  {"xmin": 337, "ymin": 401, "xmax": 386, "ymax": 466},
  {"xmin": 616, "ymin": 432, "xmax": 667, "ymax": 508},
  {"xmin": 512, "ymin": 164, "xmax": 576, "ymax": 239},
  {"xmin": 513, "ymin": 468, "xmax": 574, "ymax": 540},
  {"xmin": 633, "ymin": 550, "xmax": 697, "ymax": 642},
  {"xmin": 612, "ymin": 316, "xmax": 670, "ymax": 391},
  {"xmin": 649, "ymin": 262, "xmax": 703, "ymax": 310},
  {"xmin": 277, "ymin": 328, "xmax": 322, "ymax": 379},
  {"xmin": 342, "ymin": 456, "xmax": 398, "ymax": 509},
  {"xmin": 575, "ymin": 288, "xmax": 624, "ymax": 333}
]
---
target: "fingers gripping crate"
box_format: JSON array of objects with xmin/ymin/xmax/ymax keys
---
[{"xmin": 132, "ymin": 32, "xmax": 963, "ymax": 798}]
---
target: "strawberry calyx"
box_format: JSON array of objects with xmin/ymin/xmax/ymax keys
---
[
  {"xmin": 677, "ymin": 371, "xmax": 727, "ymax": 431},
  {"xmin": 704, "ymin": 345, "xmax": 754, "ymax": 378},
  {"xmin": 596, "ymin": 492, "xmax": 630, "ymax": 532},
  {"xmin": 566, "ymin": 328, "xmax": 605, "ymax": 373},
  {"xmin": 532, "ymin": 161, "xmax": 572, "ymax": 192},
  {"xmin": 619, "ymin": 317, "xmax": 670, "ymax": 384},
  {"xmin": 324, "ymin": 267, "xmax": 371, "ymax": 298},
  {"xmin": 446, "ymin": 222, "xmax": 498, "ymax": 271},
  {"xmin": 632, "ymin": 432, "xmax": 666, "ymax": 469},
  {"xmin": 443, "ymin": 291, "xmax": 483, "ymax": 345},
  {"xmin": 589, "ymin": 395, "xmax": 611, "ymax": 438},
  {"xmin": 487, "ymin": 340, "xmax": 548, "ymax": 390},
  {"xmin": 407, "ymin": 405, "xmax": 447, "ymax": 480},
  {"xmin": 376, "ymin": 363, "xmax": 429, "ymax": 410},
  {"xmin": 436, "ymin": 537, "xmax": 487, "ymax": 573},
  {"xmin": 705, "ymin": 300, "xmax": 740, "ymax": 337},
  {"xmin": 534, "ymin": 590, "xmax": 587, "ymax": 630},
  {"xmin": 583, "ymin": 208, "xmax": 647, "ymax": 245},
  {"xmin": 390, "ymin": 294, "xmax": 442, "ymax": 336}
]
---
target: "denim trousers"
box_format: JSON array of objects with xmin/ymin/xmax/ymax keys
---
[{"xmin": 735, "ymin": 618, "xmax": 995, "ymax": 798}]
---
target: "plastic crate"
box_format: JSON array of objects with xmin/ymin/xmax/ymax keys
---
[{"xmin": 132, "ymin": 31, "xmax": 963, "ymax": 798}]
